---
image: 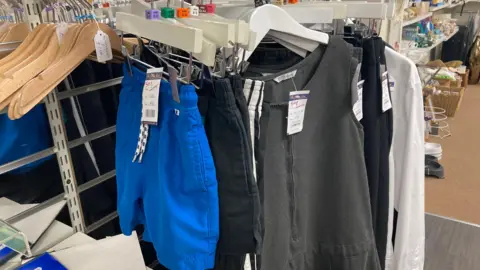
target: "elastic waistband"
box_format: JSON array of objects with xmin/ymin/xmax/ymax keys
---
[{"xmin": 123, "ymin": 63, "xmax": 147, "ymax": 85}]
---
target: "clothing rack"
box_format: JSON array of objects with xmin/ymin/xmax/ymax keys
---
[
  {"xmin": 0, "ymin": 77, "xmax": 122, "ymax": 235},
  {"xmin": 0, "ymin": 0, "xmax": 399, "ymax": 262}
]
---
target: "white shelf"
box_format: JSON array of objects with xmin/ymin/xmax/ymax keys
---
[
  {"xmin": 403, "ymin": 12, "xmax": 433, "ymax": 27},
  {"xmin": 450, "ymin": 0, "xmax": 468, "ymax": 8},
  {"xmin": 402, "ymin": 27, "xmax": 459, "ymax": 53},
  {"xmin": 429, "ymin": 0, "xmax": 477, "ymax": 11},
  {"xmin": 430, "ymin": 4, "xmax": 448, "ymax": 12}
]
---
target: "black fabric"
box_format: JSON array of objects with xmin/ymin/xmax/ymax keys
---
[
  {"xmin": 230, "ymin": 74, "xmax": 263, "ymax": 257},
  {"xmin": 214, "ymin": 253, "xmax": 247, "ymax": 270},
  {"xmin": 57, "ymin": 60, "xmax": 122, "ymax": 237},
  {"xmin": 0, "ymin": 157, "xmax": 63, "ymax": 204},
  {"xmin": 441, "ymin": 25, "xmax": 471, "ymax": 63},
  {"xmin": 205, "ymin": 77, "xmax": 259, "ymax": 262},
  {"xmin": 360, "ymin": 37, "xmax": 393, "ymax": 270}
]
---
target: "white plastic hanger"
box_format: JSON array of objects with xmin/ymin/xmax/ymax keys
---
[
  {"xmin": 228, "ymin": 4, "xmax": 330, "ymax": 62},
  {"xmin": 116, "ymin": 12, "xmax": 218, "ymax": 66},
  {"xmin": 125, "ymin": 0, "xmax": 249, "ymax": 65},
  {"xmin": 136, "ymin": 0, "xmax": 255, "ymax": 50}
]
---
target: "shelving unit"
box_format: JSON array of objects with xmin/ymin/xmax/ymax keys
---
[
  {"xmin": 430, "ymin": 4, "xmax": 448, "ymax": 12},
  {"xmin": 429, "ymin": 0, "xmax": 478, "ymax": 12},
  {"xmin": 401, "ymin": 27, "xmax": 459, "ymax": 53},
  {"xmin": 403, "ymin": 12, "xmax": 433, "ymax": 27}
]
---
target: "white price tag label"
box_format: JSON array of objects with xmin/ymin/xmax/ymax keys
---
[
  {"xmin": 141, "ymin": 68, "xmax": 164, "ymax": 125},
  {"xmin": 55, "ymin": 22, "xmax": 68, "ymax": 45},
  {"xmin": 94, "ymin": 30, "xmax": 113, "ymax": 63},
  {"xmin": 389, "ymin": 76, "xmax": 395, "ymax": 104},
  {"xmin": 381, "ymin": 72, "xmax": 392, "ymax": 112},
  {"xmin": 353, "ymin": 80, "xmax": 364, "ymax": 121},
  {"xmin": 274, "ymin": 70, "xmax": 297, "ymax": 83},
  {"xmin": 287, "ymin": 90, "xmax": 310, "ymax": 135}
]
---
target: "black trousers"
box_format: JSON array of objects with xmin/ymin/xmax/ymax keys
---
[
  {"xmin": 360, "ymin": 37, "xmax": 393, "ymax": 270},
  {"xmin": 204, "ymin": 77, "xmax": 260, "ymax": 269}
]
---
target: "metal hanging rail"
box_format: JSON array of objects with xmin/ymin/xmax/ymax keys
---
[{"xmin": 0, "ymin": 77, "xmax": 123, "ymax": 235}]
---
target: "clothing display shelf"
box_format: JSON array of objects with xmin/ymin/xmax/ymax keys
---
[
  {"xmin": 429, "ymin": 0, "xmax": 477, "ymax": 12},
  {"xmin": 0, "ymin": 77, "xmax": 123, "ymax": 238},
  {"xmin": 402, "ymin": 12, "xmax": 433, "ymax": 27},
  {"xmin": 382, "ymin": 0, "xmax": 480, "ymax": 62},
  {"xmin": 402, "ymin": 27, "xmax": 459, "ymax": 57}
]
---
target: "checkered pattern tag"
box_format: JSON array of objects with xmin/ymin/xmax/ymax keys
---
[{"xmin": 132, "ymin": 123, "xmax": 150, "ymax": 163}]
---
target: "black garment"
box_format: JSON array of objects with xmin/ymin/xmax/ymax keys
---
[
  {"xmin": 57, "ymin": 60, "xmax": 122, "ymax": 238},
  {"xmin": 0, "ymin": 158, "xmax": 63, "ymax": 204},
  {"xmin": 360, "ymin": 37, "xmax": 393, "ymax": 270},
  {"xmin": 246, "ymin": 36, "xmax": 380, "ymax": 270},
  {"xmin": 230, "ymin": 74, "xmax": 263, "ymax": 256},
  {"xmin": 214, "ymin": 254, "xmax": 247, "ymax": 270},
  {"xmin": 204, "ymin": 78, "xmax": 260, "ymax": 269},
  {"xmin": 442, "ymin": 25, "xmax": 471, "ymax": 63}
]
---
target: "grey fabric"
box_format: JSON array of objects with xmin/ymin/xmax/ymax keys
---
[{"xmin": 245, "ymin": 36, "xmax": 381, "ymax": 270}]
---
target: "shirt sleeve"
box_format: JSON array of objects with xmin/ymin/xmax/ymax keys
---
[{"xmin": 391, "ymin": 62, "xmax": 425, "ymax": 270}]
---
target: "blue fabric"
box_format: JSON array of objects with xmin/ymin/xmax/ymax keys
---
[
  {"xmin": 116, "ymin": 65, "xmax": 219, "ymax": 270},
  {"xmin": 0, "ymin": 105, "xmax": 51, "ymax": 173}
]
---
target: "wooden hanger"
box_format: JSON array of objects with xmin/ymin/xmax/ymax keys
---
[
  {"xmin": 0, "ymin": 26, "xmax": 56, "ymax": 110},
  {"xmin": 0, "ymin": 26, "xmax": 55, "ymax": 78},
  {"xmin": 0, "ymin": 31, "xmax": 7, "ymax": 42},
  {"xmin": 38, "ymin": 22, "xmax": 122, "ymax": 80},
  {"xmin": 0, "ymin": 29, "xmax": 59, "ymax": 104},
  {"xmin": 0, "ymin": 25, "xmax": 55, "ymax": 74},
  {"xmin": 8, "ymin": 23, "xmax": 87, "ymax": 118},
  {"xmin": 51, "ymin": 23, "xmax": 86, "ymax": 63},
  {"xmin": 0, "ymin": 24, "xmax": 47, "ymax": 67},
  {"xmin": 0, "ymin": 24, "xmax": 12, "ymax": 42},
  {"xmin": 9, "ymin": 23, "xmax": 121, "ymax": 118},
  {"xmin": 2, "ymin": 23, "xmax": 30, "ymax": 42}
]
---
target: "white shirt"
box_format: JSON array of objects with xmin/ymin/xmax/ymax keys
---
[{"xmin": 385, "ymin": 47, "xmax": 425, "ymax": 270}]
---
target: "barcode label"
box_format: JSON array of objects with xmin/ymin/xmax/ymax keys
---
[
  {"xmin": 145, "ymin": 109, "xmax": 156, "ymax": 118},
  {"xmin": 141, "ymin": 68, "xmax": 163, "ymax": 125}
]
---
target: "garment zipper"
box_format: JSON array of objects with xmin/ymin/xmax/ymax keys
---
[{"xmin": 287, "ymin": 135, "xmax": 298, "ymax": 241}]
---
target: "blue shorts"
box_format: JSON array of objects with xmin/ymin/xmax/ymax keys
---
[
  {"xmin": 0, "ymin": 104, "xmax": 52, "ymax": 173},
  {"xmin": 116, "ymin": 65, "xmax": 219, "ymax": 270}
]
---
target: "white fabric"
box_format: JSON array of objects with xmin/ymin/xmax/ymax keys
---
[{"xmin": 385, "ymin": 47, "xmax": 425, "ymax": 270}]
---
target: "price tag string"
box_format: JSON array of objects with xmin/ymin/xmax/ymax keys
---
[{"xmin": 291, "ymin": 77, "xmax": 298, "ymax": 91}]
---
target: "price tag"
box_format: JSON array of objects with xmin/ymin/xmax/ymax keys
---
[
  {"xmin": 287, "ymin": 90, "xmax": 310, "ymax": 135},
  {"xmin": 94, "ymin": 30, "xmax": 113, "ymax": 63},
  {"xmin": 389, "ymin": 76, "xmax": 395, "ymax": 104},
  {"xmin": 141, "ymin": 68, "xmax": 164, "ymax": 125},
  {"xmin": 353, "ymin": 80, "xmax": 364, "ymax": 121},
  {"xmin": 55, "ymin": 22, "xmax": 68, "ymax": 45},
  {"xmin": 381, "ymin": 71, "xmax": 392, "ymax": 112}
]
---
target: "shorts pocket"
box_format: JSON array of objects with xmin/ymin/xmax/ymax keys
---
[{"xmin": 194, "ymin": 124, "xmax": 217, "ymax": 191}]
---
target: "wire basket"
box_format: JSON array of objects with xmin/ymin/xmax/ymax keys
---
[
  {"xmin": 424, "ymin": 105, "xmax": 451, "ymax": 139},
  {"xmin": 430, "ymin": 86, "xmax": 465, "ymax": 117}
]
